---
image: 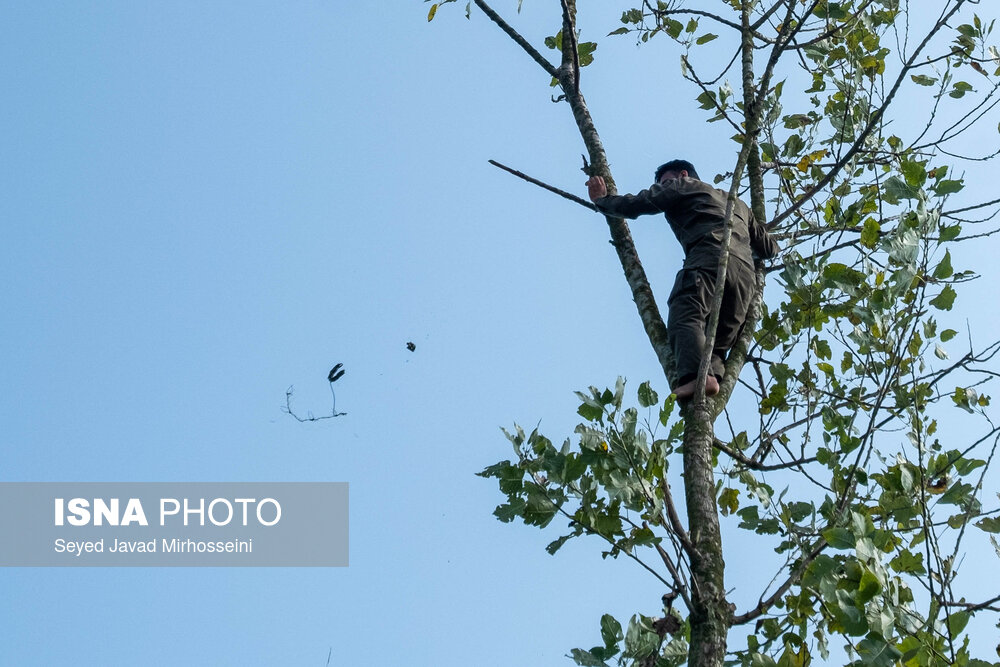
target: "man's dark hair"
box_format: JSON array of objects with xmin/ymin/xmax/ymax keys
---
[{"xmin": 654, "ymin": 159, "xmax": 699, "ymax": 182}]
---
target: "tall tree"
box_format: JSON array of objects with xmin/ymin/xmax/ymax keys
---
[{"xmin": 431, "ymin": 1, "xmax": 1000, "ymax": 665}]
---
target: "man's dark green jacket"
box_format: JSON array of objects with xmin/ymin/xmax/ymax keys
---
[{"xmin": 594, "ymin": 177, "xmax": 778, "ymax": 269}]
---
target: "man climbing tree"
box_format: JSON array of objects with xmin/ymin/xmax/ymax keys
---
[{"xmin": 585, "ymin": 161, "xmax": 777, "ymax": 399}]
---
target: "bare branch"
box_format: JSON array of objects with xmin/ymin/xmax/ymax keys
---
[
  {"xmin": 653, "ymin": 538, "xmax": 694, "ymax": 611},
  {"xmin": 488, "ymin": 159, "xmax": 598, "ymax": 210},
  {"xmin": 731, "ymin": 538, "xmax": 828, "ymax": 625},
  {"xmin": 472, "ymin": 0, "xmax": 559, "ymax": 79},
  {"xmin": 941, "ymin": 594, "xmax": 1000, "ymax": 613},
  {"xmin": 659, "ymin": 475, "xmax": 695, "ymax": 557},
  {"xmin": 943, "ymin": 196, "xmax": 1000, "ymax": 218},
  {"xmin": 713, "ymin": 437, "xmax": 819, "ymax": 471}
]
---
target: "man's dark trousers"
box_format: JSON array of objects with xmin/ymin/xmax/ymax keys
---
[{"xmin": 667, "ymin": 259, "xmax": 756, "ymax": 385}]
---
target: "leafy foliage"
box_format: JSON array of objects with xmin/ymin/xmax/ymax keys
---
[{"xmin": 482, "ymin": 371, "xmax": 998, "ymax": 666}]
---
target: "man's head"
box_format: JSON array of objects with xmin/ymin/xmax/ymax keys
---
[{"xmin": 654, "ymin": 159, "xmax": 699, "ymax": 185}]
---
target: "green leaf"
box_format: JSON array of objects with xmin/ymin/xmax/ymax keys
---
[
  {"xmin": 975, "ymin": 516, "xmax": 1000, "ymax": 533},
  {"xmin": 783, "ymin": 114, "xmax": 814, "ymax": 129},
  {"xmin": 890, "ymin": 550, "xmax": 926, "ymax": 574},
  {"xmin": 953, "ymin": 386, "xmax": 978, "ymax": 413},
  {"xmin": 546, "ymin": 534, "xmax": 572, "ymax": 555},
  {"xmin": 427, "ymin": 3, "xmax": 438, "ymax": 21},
  {"xmin": 783, "ymin": 134, "xmax": 805, "ymax": 156},
  {"xmin": 696, "ymin": 33, "xmax": 718, "ymax": 45},
  {"xmin": 822, "ymin": 262, "xmax": 867, "ymax": 289},
  {"xmin": 884, "ymin": 176, "xmax": 920, "ymax": 203},
  {"xmin": 946, "ymin": 610, "xmax": 970, "ymax": 636},
  {"xmin": 624, "ymin": 615, "xmax": 659, "ymax": 659},
  {"xmin": 954, "ymin": 457, "xmax": 986, "ymax": 475},
  {"xmin": 494, "ymin": 498, "xmax": 526, "ymax": 523},
  {"xmin": 720, "ymin": 487, "xmax": 739, "ymax": 516},
  {"xmin": 949, "ymin": 81, "xmax": 974, "ymax": 98},
  {"xmin": 823, "ymin": 527, "xmax": 855, "ymax": 549},
  {"xmin": 929, "ymin": 285, "xmax": 957, "ymax": 311},
  {"xmin": 696, "ymin": 90, "xmax": 718, "ymax": 110},
  {"xmin": 901, "ymin": 160, "xmax": 926, "ymax": 188},
  {"xmin": 832, "ymin": 590, "xmax": 869, "ymax": 635},
  {"xmin": 570, "ymin": 648, "xmax": 609, "ymax": 667},
  {"xmin": 911, "ymin": 74, "xmax": 938, "ymax": 86},
  {"xmin": 856, "ymin": 569, "xmax": 882, "ymax": 604},
  {"xmin": 861, "ymin": 218, "xmax": 881, "ymax": 249},
  {"xmin": 738, "ymin": 505, "xmax": 760, "ymax": 530},
  {"xmin": 856, "ymin": 635, "xmax": 902, "ymax": 667},
  {"xmin": 637, "ymin": 381, "xmax": 658, "ymax": 408},
  {"xmin": 939, "ymin": 481, "xmax": 974, "ymax": 506},
  {"xmin": 841, "ymin": 351, "xmax": 854, "ymax": 373},
  {"xmin": 600, "ymin": 614, "xmax": 624, "ymax": 648},
  {"xmin": 934, "ymin": 179, "xmax": 964, "ymax": 196},
  {"xmin": 868, "ymin": 608, "xmax": 895, "ymax": 641},
  {"xmin": 940, "ymin": 223, "xmax": 962, "ymax": 241},
  {"xmin": 750, "ymin": 654, "xmax": 778, "ymax": 667},
  {"xmin": 777, "ymin": 643, "xmax": 809, "ymax": 667},
  {"xmin": 608, "ymin": 27, "xmax": 629, "ymax": 36},
  {"xmin": 577, "ymin": 42, "xmax": 598, "ymax": 67},
  {"xmin": 621, "ymin": 9, "xmax": 642, "ymax": 24},
  {"xmin": 563, "ymin": 453, "xmax": 587, "ymax": 483},
  {"xmin": 933, "ymin": 250, "xmax": 954, "ymax": 280},
  {"xmin": 578, "ymin": 402, "xmax": 604, "ymax": 422},
  {"xmin": 813, "ymin": 2, "xmax": 848, "ymax": 19},
  {"xmin": 659, "ymin": 394, "xmax": 677, "ymax": 426}
]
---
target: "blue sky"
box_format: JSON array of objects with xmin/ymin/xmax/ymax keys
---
[{"xmin": 2, "ymin": 2, "xmax": 998, "ymax": 665}]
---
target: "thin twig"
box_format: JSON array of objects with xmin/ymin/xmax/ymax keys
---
[
  {"xmin": 659, "ymin": 476, "xmax": 694, "ymax": 556},
  {"xmin": 941, "ymin": 593, "xmax": 1000, "ymax": 613},
  {"xmin": 284, "ymin": 385, "xmax": 346, "ymax": 421},
  {"xmin": 653, "ymin": 540, "xmax": 693, "ymax": 611}
]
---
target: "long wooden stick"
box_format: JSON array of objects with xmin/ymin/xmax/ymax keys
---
[{"xmin": 488, "ymin": 159, "xmax": 598, "ymax": 212}]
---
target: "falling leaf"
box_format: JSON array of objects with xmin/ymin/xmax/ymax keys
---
[{"xmin": 328, "ymin": 364, "xmax": 345, "ymax": 383}]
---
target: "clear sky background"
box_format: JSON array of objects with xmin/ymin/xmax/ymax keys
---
[{"xmin": 2, "ymin": 2, "xmax": 998, "ymax": 666}]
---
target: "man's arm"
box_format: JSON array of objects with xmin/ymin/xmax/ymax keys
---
[
  {"xmin": 586, "ymin": 176, "xmax": 670, "ymax": 219},
  {"xmin": 749, "ymin": 212, "xmax": 779, "ymax": 260}
]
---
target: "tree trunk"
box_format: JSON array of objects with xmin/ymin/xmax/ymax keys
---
[{"xmin": 682, "ymin": 401, "xmax": 730, "ymax": 666}]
